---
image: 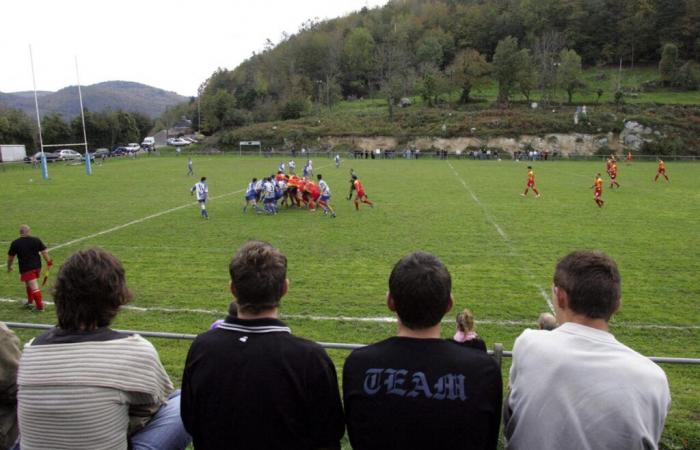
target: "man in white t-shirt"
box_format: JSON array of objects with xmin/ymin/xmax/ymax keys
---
[{"xmin": 504, "ymin": 251, "xmax": 670, "ymax": 450}]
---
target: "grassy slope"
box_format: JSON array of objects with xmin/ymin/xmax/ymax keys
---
[
  {"xmin": 1, "ymin": 155, "xmax": 698, "ymax": 448},
  {"xmin": 220, "ymin": 66, "xmax": 700, "ymax": 149}
]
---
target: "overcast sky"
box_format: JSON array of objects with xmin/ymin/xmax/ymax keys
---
[{"xmin": 1, "ymin": 0, "xmax": 388, "ymax": 97}]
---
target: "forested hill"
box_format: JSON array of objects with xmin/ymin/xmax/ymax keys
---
[
  {"xmin": 0, "ymin": 81, "xmax": 187, "ymax": 119},
  {"xmin": 186, "ymin": 0, "xmax": 699, "ymax": 136}
]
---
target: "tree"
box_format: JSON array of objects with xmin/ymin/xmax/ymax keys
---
[
  {"xmin": 41, "ymin": 114, "xmax": 72, "ymax": 145},
  {"xmin": 448, "ymin": 49, "xmax": 491, "ymax": 104},
  {"xmin": 533, "ymin": 31, "xmax": 566, "ymax": 105},
  {"xmin": 0, "ymin": 108, "xmax": 35, "ymax": 149},
  {"xmin": 417, "ymin": 65, "xmax": 449, "ymax": 107},
  {"xmin": 376, "ymin": 38, "xmax": 414, "ymax": 119},
  {"xmin": 342, "ymin": 27, "xmax": 376, "ymax": 95},
  {"xmin": 201, "ymin": 89, "xmax": 237, "ymax": 133},
  {"xmin": 659, "ymin": 43, "xmax": 679, "ymax": 86},
  {"xmin": 415, "ymin": 36, "xmax": 443, "ymax": 68},
  {"xmin": 516, "ymin": 49, "xmax": 537, "ymax": 103},
  {"xmin": 558, "ymin": 49, "xmax": 585, "ymax": 103},
  {"xmin": 492, "ymin": 36, "xmax": 521, "ymax": 105}
]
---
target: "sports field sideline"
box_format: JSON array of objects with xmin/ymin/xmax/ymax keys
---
[{"xmin": 1, "ymin": 155, "xmax": 698, "ymax": 446}]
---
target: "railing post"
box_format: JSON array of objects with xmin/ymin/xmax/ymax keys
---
[{"xmin": 493, "ymin": 342, "xmax": 504, "ymax": 369}]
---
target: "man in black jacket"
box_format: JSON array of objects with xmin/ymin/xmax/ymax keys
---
[{"xmin": 181, "ymin": 240, "xmax": 345, "ymax": 450}]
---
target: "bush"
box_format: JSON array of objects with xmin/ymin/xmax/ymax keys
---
[{"xmin": 280, "ymin": 99, "xmax": 308, "ymax": 120}]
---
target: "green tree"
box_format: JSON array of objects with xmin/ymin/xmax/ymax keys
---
[
  {"xmin": 516, "ymin": 49, "xmax": 537, "ymax": 103},
  {"xmin": 41, "ymin": 113, "xmax": 72, "ymax": 145},
  {"xmin": 0, "ymin": 108, "xmax": 35, "ymax": 149},
  {"xmin": 659, "ymin": 43, "xmax": 679, "ymax": 86},
  {"xmin": 558, "ymin": 49, "xmax": 585, "ymax": 103},
  {"xmin": 493, "ymin": 36, "xmax": 521, "ymax": 105},
  {"xmin": 448, "ymin": 49, "xmax": 492, "ymax": 104},
  {"xmin": 415, "ymin": 36, "xmax": 443, "ymax": 68},
  {"xmin": 201, "ymin": 89, "xmax": 237, "ymax": 133},
  {"xmin": 342, "ymin": 27, "xmax": 376, "ymax": 95}
]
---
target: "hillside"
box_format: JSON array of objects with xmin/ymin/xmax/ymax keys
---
[{"xmin": 0, "ymin": 81, "xmax": 187, "ymax": 119}]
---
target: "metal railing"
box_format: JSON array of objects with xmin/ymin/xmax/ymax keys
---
[{"xmin": 6, "ymin": 322, "xmax": 699, "ymax": 366}]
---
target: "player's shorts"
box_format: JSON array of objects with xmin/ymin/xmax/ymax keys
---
[
  {"xmin": 356, "ymin": 191, "xmax": 366, "ymax": 198},
  {"xmin": 20, "ymin": 268, "xmax": 41, "ymax": 282},
  {"xmin": 610, "ymin": 174, "xmax": 617, "ymax": 180},
  {"xmin": 658, "ymin": 169, "xmax": 666, "ymax": 174},
  {"xmin": 594, "ymin": 190, "xmax": 602, "ymax": 199},
  {"xmin": 527, "ymin": 181, "xmax": 534, "ymax": 187},
  {"xmin": 320, "ymin": 194, "xmax": 330, "ymax": 202},
  {"xmin": 264, "ymin": 197, "xmax": 275, "ymax": 204},
  {"xmin": 198, "ymin": 199, "xmax": 207, "ymax": 204},
  {"xmin": 245, "ymin": 193, "xmax": 256, "ymax": 201}
]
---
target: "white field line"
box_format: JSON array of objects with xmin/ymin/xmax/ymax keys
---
[
  {"xmin": 446, "ymin": 161, "xmax": 555, "ymax": 312},
  {"xmin": 1, "ymin": 297, "xmax": 697, "ymax": 331},
  {"xmin": 2, "ymin": 162, "xmax": 336, "ymax": 269}
]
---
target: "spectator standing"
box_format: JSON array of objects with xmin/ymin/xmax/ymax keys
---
[
  {"xmin": 504, "ymin": 251, "xmax": 670, "ymax": 450},
  {"xmin": 16, "ymin": 248, "xmax": 190, "ymax": 450},
  {"xmin": 6, "ymin": 225, "xmax": 52, "ymax": 312},
  {"xmin": 0, "ymin": 323, "xmax": 20, "ymax": 450},
  {"xmin": 181, "ymin": 241, "xmax": 344, "ymax": 450},
  {"xmin": 343, "ymin": 251, "xmax": 502, "ymax": 450},
  {"xmin": 452, "ymin": 308, "xmax": 487, "ymax": 352}
]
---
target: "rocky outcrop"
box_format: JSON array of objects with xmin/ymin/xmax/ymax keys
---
[
  {"xmin": 618, "ymin": 120, "xmax": 656, "ymax": 151},
  {"xmin": 322, "ymin": 132, "xmax": 621, "ymax": 156}
]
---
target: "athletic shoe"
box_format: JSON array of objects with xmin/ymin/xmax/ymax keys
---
[
  {"xmin": 331, "ymin": 213, "xmax": 336, "ymax": 218},
  {"xmin": 23, "ymin": 302, "xmax": 33, "ymax": 310}
]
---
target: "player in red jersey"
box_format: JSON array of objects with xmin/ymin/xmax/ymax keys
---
[
  {"xmin": 303, "ymin": 179, "xmax": 320, "ymax": 210},
  {"xmin": 6, "ymin": 225, "xmax": 53, "ymax": 311},
  {"xmin": 348, "ymin": 175, "xmax": 374, "ymax": 210},
  {"xmin": 609, "ymin": 161, "xmax": 620, "ymax": 188},
  {"xmin": 655, "ymin": 159, "xmax": 669, "ymax": 182},
  {"xmin": 521, "ymin": 166, "xmax": 540, "ymax": 197},
  {"xmin": 605, "ymin": 156, "xmax": 615, "ymax": 177},
  {"xmin": 592, "ymin": 173, "xmax": 605, "ymax": 208},
  {"xmin": 626, "ymin": 151, "xmax": 633, "ymax": 165}
]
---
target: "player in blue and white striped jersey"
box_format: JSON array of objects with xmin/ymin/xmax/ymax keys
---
[
  {"xmin": 278, "ymin": 161, "xmax": 285, "ymax": 173},
  {"xmin": 316, "ymin": 174, "xmax": 336, "ymax": 218},
  {"xmin": 243, "ymin": 178, "xmax": 260, "ymax": 213},
  {"xmin": 262, "ymin": 177, "xmax": 277, "ymax": 214},
  {"xmin": 335, "ymin": 154, "xmax": 341, "ymax": 168},
  {"xmin": 190, "ymin": 177, "xmax": 209, "ymax": 219}
]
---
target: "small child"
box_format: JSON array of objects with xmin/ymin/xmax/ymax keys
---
[
  {"xmin": 210, "ymin": 302, "xmax": 238, "ymax": 330},
  {"xmin": 452, "ymin": 309, "xmax": 487, "ymax": 352}
]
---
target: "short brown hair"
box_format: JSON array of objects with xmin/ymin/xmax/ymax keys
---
[
  {"xmin": 52, "ymin": 248, "xmax": 133, "ymax": 330},
  {"xmin": 229, "ymin": 241, "xmax": 287, "ymax": 314},
  {"xmin": 389, "ymin": 252, "xmax": 451, "ymax": 329},
  {"xmin": 553, "ymin": 251, "xmax": 621, "ymax": 320}
]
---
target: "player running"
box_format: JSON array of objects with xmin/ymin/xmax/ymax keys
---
[
  {"xmin": 191, "ymin": 176, "xmax": 209, "ymax": 219},
  {"xmin": 7, "ymin": 224, "xmax": 53, "ymax": 312},
  {"xmin": 288, "ymin": 160, "xmax": 296, "ymax": 175},
  {"xmin": 187, "ymin": 157, "xmax": 194, "ymax": 176},
  {"xmin": 521, "ymin": 166, "xmax": 540, "ymax": 197},
  {"xmin": 609, "ymin": 161, "xmax": 620, "ymax": 188},
  {"xmin": 243, "ymin": 178, "xmax": 260, "ymax": 213},
  {"xmin": 592, "ymin": 173, "xmax": 605, "ymax": 208},
  {"xmin": 626, "ymin": 151, "xmax": 633, "ymax": 164},
  {"xmin": 317, "ymin": 174, "xmax": 336, "ymax": 218},
  {"xmin": 278, "ymin": 161, "xmax": 285, "ymax": 173},
  {"xmin": 335, "ymin": 154, "xmax": 341, "ymax": 168},
  {"xmin": 655, "ymin": 159, "xmax": 669, "ymax": 182},
  {"xmin": 303, "ymin": 160, "xmax": 313, "ymax": 178},
  {"xmin": 348, "ymin": 175, "xmax": 374, "ymax": 210}
]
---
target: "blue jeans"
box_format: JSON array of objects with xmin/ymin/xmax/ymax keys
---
[
  {"xmin": 11, "ymin": 391, "xmax": 191, "ymax": 450},
  {"xmin": 131, "ymin": 390, "xmax": 191, "ymax": 450}
]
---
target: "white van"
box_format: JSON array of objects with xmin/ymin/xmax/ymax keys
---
[{"xmin": 141, "ymin": 137, "xmax": 155, "ymax": 148}]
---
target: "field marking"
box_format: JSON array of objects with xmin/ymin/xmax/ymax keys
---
[
  {"xmin": 1, "ymin": 162, "xmax": 336, "ymax": 268},
  {"xmin": 446, "ymin": 161, "xmax": 555, "ymax": 312},
  {"xmin": 1, "ymin": 297, "xmax": 697, "ymax": 331}
]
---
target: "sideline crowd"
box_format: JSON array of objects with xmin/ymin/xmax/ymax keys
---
[{"xmin": 2, "ymin": 228, "xmax": 671, "ymax": 450}]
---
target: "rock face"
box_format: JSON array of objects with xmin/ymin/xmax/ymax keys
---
[
  {"xmin": 323, "ymin": 132, "xmax": 620, "ymax": 156},
  {"xmin": 619, "ymin": 120, "xmax": 654, "ymax": 151}
]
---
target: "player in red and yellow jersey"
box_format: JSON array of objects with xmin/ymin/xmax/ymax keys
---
[
  {"xmin": 655, "ymin": 159, "xmax": 669, "ymax": 182},
  {"xmin": 348, "ymin": 175, "xmax": 374, "ymax": 210},
  {"xmin": 609, "ymin": 162, "xmax": 620, "ymax": 189},
  {"xmin": 303, "ymin": 180, "xmax": 320, "ymax": 210},
  {"xmin": 521, "ymin": 166, "xmax": 540, "ymax": 197},
  {"xmin": 592, "ymin": 173, "xmax": 605, "ymax": 208},
  {"xmin": 286, "ymin": 175, "xmax": 300, "ymax": 207}
]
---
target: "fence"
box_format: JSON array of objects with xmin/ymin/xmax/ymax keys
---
[{"xmin": 6, "ymin": 322, "xmax": 700, "ymax": 367}]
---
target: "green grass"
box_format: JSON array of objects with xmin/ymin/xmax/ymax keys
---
[{"xmin": 2, "ymin": 155, "xmax": 699, "ymax": 448}]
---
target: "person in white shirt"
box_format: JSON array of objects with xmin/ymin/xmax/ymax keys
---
[
  {"xmin": 335, "ymin": 154, "xmax": 341, "ymax": 168},
  {"xmin": 190, "ymin": 177, "xmax": 209, "ymax": 219},
  {"xmin": 288, "ymin": 160, "xmax": 296, "ymax": 175},
  {"xmin": 316, "ymin": 174, "xmax": 336, "ymax": 218},
  {"xmin": 504, "ymin": 251, "xmax": 670, "ymax": 450},
  {"xmin": 262, "ymin": 177, "xmax": 276, "ymax": 215}
]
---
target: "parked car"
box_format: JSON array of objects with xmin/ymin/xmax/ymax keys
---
[
  {"xmin": 56, "ymin": 149, "xmax": 82, "ymax": 160},
  {"xmin": 93, "ymin": 148, "xmax": 110, "ymax": 158},
  {"xmin": 80, "ymin": 153, "xmax": 95, "ymax": 162},
  {"xmin": 23, "ymin": 151, "xmax": 60, "ymax": 163},
  {"xmin": 125, "ymin": 143, "xmax": 141, "ymax": 153},
  {"xmin": 110, "ymin": 147, "xmax": 129, "ymax": 157},
  {"xmin": 167, "ymin": 137, "xmax": 190, "ymax": 146},
  {"xmin": 141, "ymin": 137, "xmax": 155, "ymax": 148}
]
